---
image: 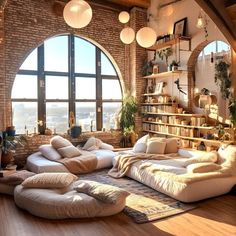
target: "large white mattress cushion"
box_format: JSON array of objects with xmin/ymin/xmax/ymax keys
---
[
  {"xmin": 27, "ymin": 150, "xmax": 117, "ymax": 174},
  {"xmin": 14, "ymin": 183, "xmax": 127, "ymax": 219},
  {"xmin": 126, "ymin": 160, "xmax": 236, "ymax": 202}
]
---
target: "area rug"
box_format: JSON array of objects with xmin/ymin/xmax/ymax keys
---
[{"xmin": 80, "ymin": 169, "xmax": 197, "ymax": 223}]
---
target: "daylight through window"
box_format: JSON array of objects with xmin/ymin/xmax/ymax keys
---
[{"xmin": 11, "ymin": 35, "xmax": 122, "ymax": 134}]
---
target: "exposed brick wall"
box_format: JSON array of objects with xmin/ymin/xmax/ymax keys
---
[{"xmin": 0, "ymin": 1, "xmax": 147, "ymax": 165}]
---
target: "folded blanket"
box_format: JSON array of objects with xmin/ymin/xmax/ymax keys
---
[
  {"xmin": 108, "ymin": 153, "xmax": 178, "ymax": 178},
  {"xmin": 0, "ymin": 170, "xmax": 35, "ymax": 186},
  {"xmin": 57, "ymin": 150, "xmax": 98, "ymax": 174}
]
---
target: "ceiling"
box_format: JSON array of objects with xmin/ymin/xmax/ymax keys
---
[{"xmin": 107, "ymin": 0, "xmax": 150, "ymax": 8}]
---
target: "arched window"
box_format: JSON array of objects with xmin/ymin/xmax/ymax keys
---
[{"xmin": 12, "ymin": 35, "xmax": 122, "ymax": 134}]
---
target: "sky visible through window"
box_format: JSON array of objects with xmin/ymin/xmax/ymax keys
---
[{"xmin": 12, "ymin": 35, "xmax": 122, "ymax": 134}]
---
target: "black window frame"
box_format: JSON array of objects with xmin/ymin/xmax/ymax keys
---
[{"xmin": 11, "ymin": 34, "xmax": 122, "ymax": 134}]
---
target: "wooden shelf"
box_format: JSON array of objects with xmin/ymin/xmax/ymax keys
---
[
  {"xmin": 141, "ymin": 103, "xmax": 173, "ymax": 106},
  {"xmin": 142, "ymin": 93, "xmax": 169, "ymax": 96},
  {"xmin": 148, "ymin": 36, "xmax": 192, "ymax": 51},
  {"xmin": 142, "ymin": 70, "xmax": 183, "ymax": 79},
  {"xmin": 142, "ymin": 121, "xmax": 214, "ymax": 130},
  {"xmin": 142, "ymin": 129, "xmax": 232, "ymax": 144},
  {"xmin": 142, "ymin": 112, "xmax": 205, "ymax": 117}
]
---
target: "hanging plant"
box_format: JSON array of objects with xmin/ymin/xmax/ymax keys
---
[
  {"xmin": 228, "ymin": 99, "xmax": 236, "ymax": 127},
  {"xmin": 214, "ymin": 60, "xmax": 231, "ymax": 100},
  {"xmin": 156, "ymin": 47, "xmax": 173, "ymax": 66}
]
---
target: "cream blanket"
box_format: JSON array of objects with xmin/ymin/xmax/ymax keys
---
[
  {"xmin": 108, "ymin": 153, "xmax": 178, "ymax": 178},
  {"xmin": 57, "ymin": 150, "xmax": 97, "ymax": 174}
]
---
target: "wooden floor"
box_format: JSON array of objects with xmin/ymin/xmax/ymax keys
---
[{"xmin": 0, "ymin": 193, "xmax": 235, "ymax": 236}]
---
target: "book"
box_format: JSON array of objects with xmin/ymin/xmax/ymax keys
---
[{"xmin": 0, "ymin": 169, "xmax": 17, "ymax": 177}]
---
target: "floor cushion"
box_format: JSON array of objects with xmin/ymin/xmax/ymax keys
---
[{"xmin": 14, "ymin": 180, "xmax": 128, "ymax": 219}]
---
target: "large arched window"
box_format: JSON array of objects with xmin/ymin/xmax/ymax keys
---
[{"xmin": 12, "ymin": 35, "xmax": 122, "ymax": 134}]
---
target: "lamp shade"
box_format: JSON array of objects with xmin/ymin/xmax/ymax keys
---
[
  {"xmin": 63, "ymin": 0, "xmax": 92, "ymax": 28},
  {"xmin": 136, "ymin": 27, "xmax": 156, "ymax": 48},
  {"xmin": 120, "ymin": 27, "xmax": 135, "ymax": 44},
  {"xmin": 118, "ymin": 11, "xmax": 130, "ymax": 24}
]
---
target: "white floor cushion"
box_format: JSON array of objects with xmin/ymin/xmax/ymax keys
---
[{"xmin": 14, "ymin": 182, "xmax": 127, "ymax": 219}]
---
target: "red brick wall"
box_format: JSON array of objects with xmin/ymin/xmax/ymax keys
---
[{"xmin": 0, "ymin": 1, "xmax": 147, "ymax": 163}]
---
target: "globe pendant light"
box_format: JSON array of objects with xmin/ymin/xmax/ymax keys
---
[
  {"xmin": 118, "ymin": 11, "xmax": 130, "ymax": 24},
  {"xmin": 136, "ymin": 27, "xmax": 157, "ymax": 48},
  {"xmin": 63, "ymin": 0, "xmax": 92, "ymax": 29},
  {"xmin": 120, "ymin": 27, "xmax": 135, "ymax": 44}
]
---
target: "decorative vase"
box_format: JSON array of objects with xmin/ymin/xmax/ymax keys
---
[
  {"xmin": 130, "ymin": 132, "xmax": 137, "ymax": 146},
  {"xmin": 1, "ymin": 152, "xmax": 13, "ymax": 168},
  {"xmin": 70, "ymin": 126, "xmax": 82, "ymax": 138}
]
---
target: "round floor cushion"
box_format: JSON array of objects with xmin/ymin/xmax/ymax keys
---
[{"xmin": 14, "ymin": 184, "xmax": 127, "ymax": 219}]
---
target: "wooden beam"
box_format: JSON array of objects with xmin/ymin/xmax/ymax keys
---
[
  {"xmin": 226, "ymin": 4, "xmax": 236, "ymax": 20},
  {"xmin": 106, "ymin": 0, "xmax": 150, "ymax": 9}
]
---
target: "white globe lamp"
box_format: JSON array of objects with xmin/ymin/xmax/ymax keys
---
[
  {"xmin": 120, "ymin": 27, "xmax": 135, "ymax": 44},
  {"xmin": 118, "ymin": 11, "xmax": 130, "ymax": 24},
  {"xmin": 63, "ymin": 0, "xmax": 92, "ymax": 28},
  {"xmin": 136, "ymin": 27, "xmax": 157, "ymax": 48}
]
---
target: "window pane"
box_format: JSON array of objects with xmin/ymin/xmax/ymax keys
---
[
  {"xmin": 46, "ymin": 76, "xmax": 68, "ymax": 99},
  {"xmin": 19, "ymin": 48, "xmax": 37, "ymax": 70},
  {"xmin": 204, "ymin": 41, "xmax": 216, "ymax": 55},
  {"xmin": 217, "ymin": 41, "xmax": 230, "ymax": 53},
  {"xmin": 75, "ymin": 37, "xmax": 95, "ymax": 74},
  {"xmin": 12, "ymin": 75, "xmax": 37, "ymax": 99},
  {"xmin": 103, "ymin": 102, "xmax": 121, "ymax": 130},
  {"xmin": 76, "ymin": 77, "xmax": 96, "ymax": 99},
  {"xmin": 76, "ymin": 102, "xmax": 96, "ymax": 131},
  {"xmin": 101, "ymin": 52, "xmax": 116, "ymax": 75},
  {"xmin": 12, "ymin": 102, "xmax": 37, "ymax": 134},
  {"xmin": 102, "ymin": 79, "xmax": 122, "ymax": 99},
  {"xmin": 44, "ymin": 36, "xmax": 68, "ymax": 72},
  {"xmin": 46, "ymin": 102, "xmax": 68, "ymax": 134}
]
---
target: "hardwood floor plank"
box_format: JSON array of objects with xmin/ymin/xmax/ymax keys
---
[{"xmin": 0, "ymin": 194, "xmax": 235, "ymax": 236}]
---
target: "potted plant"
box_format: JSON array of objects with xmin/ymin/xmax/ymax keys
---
[
  {"xmin": 156, "ymin": 47, "xmax": 173, "ymax": 70},
  {"xmin": 119, "ymin": 92, "xmax": 138, "ymax": 147},
  {"xmin": 0, "ymin": 131, "xmax": 28, "ymax": 168},
  {"xmin": 169, "ymin": 60, "xmax": 179, "ymax": 71}
]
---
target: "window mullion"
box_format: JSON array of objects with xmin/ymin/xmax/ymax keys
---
[
  {"xmin": 96, "ymin": 48, "xmax": 102, "ymax": 131},
  {"xmin": 69, "ymin": 34, "xmax": 75, "ymax": 126},
  {"xmin": 38, "ymin": 45, "xmax": 46, "ymax": 133}
]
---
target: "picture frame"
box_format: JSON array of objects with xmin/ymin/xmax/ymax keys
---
[
  {"xmin": 173, "ymin": 17, "xmax": 187, "ymax": 36},
  {"xmin": 154, "ymin": 81, "xmax": 164, "ymax": 94}
]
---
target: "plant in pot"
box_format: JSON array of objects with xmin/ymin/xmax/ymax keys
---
[
  {"xmin": 119, "ymin": 92, "xmax": 138, "ymax": 147},
  {"xmin": 0, "ymin": 131, "xmax": 28, "ymax": 169},
  {"xmin": 156, "ymin": 47, "xmax": 173, "ymax": 70}
]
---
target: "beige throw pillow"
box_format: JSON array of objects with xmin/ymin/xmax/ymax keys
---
[
  {"xmin": 74, "ymin": 180, "xmax": 130, "ymax": 204},
  {"xmin": 50, "ymin": 136, "xmax": 72, "ymax": 149},
  {"xmin": 100, "ymin": 142, "xmax": 114, "ymax": 150},
  {"xmin": 39, "ymin": 144, "xmax": 62, "ymax": 161},
  {"xmin": 22, "ymin": 173, "xmax": 78, "ymax": 189},
  {"xmin": 187, "ymin": 162, "xmax": 221, "ymax": 173},
  {"xmin": 82, "ymin": 137, "xmax": 102, "ymax": 151},
  {"xmin": 183, "ymin": 151, "xmax": 218, "ymax": 167},
  {"xmin": 165, "ymin": 138, "xmax": 179, "ymax": 154},
  {"xmin": 132, "ymin": 134, "xmax": 149, "ymax": 153},
  {"xmin": 57, "ymin": 145, "xmax": 81, "ymax": 158},
  {"xmin": 146, "ymin": 140, "xmax": 166, "ymax": 154}
]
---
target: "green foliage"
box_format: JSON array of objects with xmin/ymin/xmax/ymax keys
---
[
  {"xmin": 228, "ymin": 99, "xmax": 236, "ymax": 126},
  {"xmin": 215, "ymin": 60, "xmax": 231, "ymax": 100},
  {"xmin": 120, "ymin": 93, "xmax": 138, "ymax": 134},
  {"xmin": 156, "ymin": 47, "xmax": 173, "ymax": 65},
  {"xmin": 1, "ymin": 134, "xmax": 28, "ymax": 154}
]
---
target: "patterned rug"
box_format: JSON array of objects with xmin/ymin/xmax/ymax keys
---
[{"xmin": 80, "ymin": 169, "xmax": 197, "ymax": 224}]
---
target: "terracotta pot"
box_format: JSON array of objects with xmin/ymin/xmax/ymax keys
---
[{"xmin": 1, "ymin": 152, "xmax": 13, "ymax": 168}]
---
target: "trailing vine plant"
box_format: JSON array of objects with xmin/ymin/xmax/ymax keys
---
[
  {"xmin": 215, "ymin": 59, "xmax": 236, "ymax": 126},
  {"xmin": 215, "ymin": 60, "xmax": 231, "ymax": 99}
]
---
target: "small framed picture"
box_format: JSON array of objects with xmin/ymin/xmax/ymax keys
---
[
  {"xmin": 154, "ymin": 82, "xmax": 163, "ymax": 94},
  {"xmin": 173, "ymin": 17, "xmax": 187, "ymax": 36}
]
